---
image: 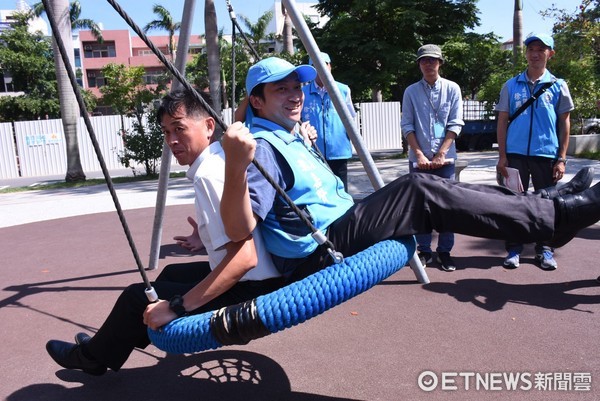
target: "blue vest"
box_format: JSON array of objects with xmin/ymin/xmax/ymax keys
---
[
  {"xmin": 302, "ymin": 81, "xmax": 353, "ymax": 160},
  {"xmin": 506, "ymin": 70, "xmax": 564, "ymax": 158},
  {"xmin": 252, "ymin": 119, "xmax": 354, "ymax": 259}
]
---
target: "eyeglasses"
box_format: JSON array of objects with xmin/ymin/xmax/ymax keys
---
[{"xmin": 419, "ymin": 57, "xmax": 440, "ymax": 64}]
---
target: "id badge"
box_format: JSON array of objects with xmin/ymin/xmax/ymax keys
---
[{"xmin": 434, "ymin": 122, "xmax": 445, "ymax": 139}]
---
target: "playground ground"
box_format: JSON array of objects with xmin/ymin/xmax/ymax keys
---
[{"xmin": 1, "ymin": 151, "xmax": 599, "ymax": 401}]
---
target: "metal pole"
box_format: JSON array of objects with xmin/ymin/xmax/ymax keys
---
[
  {"xmin": 281, "ymin": 0, "xmax": 384, "ymax": 190},
  {"xmin": 229, "ymin": 2, "xmax": 236, "ymax": 122},
  {"xmin": 148, "ymin": 0, "xmax": 197, "ymax": 270},
  {"xmin": 281, "ymin": 0, "xmax": 428, "ymax": 283}
]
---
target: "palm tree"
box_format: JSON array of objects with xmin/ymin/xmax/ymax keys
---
[
  {"xmin": 35, "ymin": 0, "xmax": 86, "ymax": 181},
  {"xmin": 205, "ymin": 0, "xmax": 222, "ymax": 115},
  {"xmin": 143, "ymin": 4, "xmax": 181, "ymax": 59},
  {"xmin": 513, "ymin": 0, "xmax": 523, "ymax": 64},
  {"xmin": 239, "ymin": 10, "xmax": 274, "ymax": 59},
  {"xmin": 281, "ymin": 4, "xmax": 294, "ymax": 55},
  {"xmin": 33, "ymin": 1, "xmax": 103, "ymax": 42},
  {"xmin": 32, "ymin": 0, "xmax": 104, "ymax": 182}
]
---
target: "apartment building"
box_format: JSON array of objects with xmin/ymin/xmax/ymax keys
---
[{"xmin": 79, "ymin": 29, "xmax": 204, "ymax": 99}]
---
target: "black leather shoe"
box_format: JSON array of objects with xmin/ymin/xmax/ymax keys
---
[
  {"xmin": 550, "ymin": 181, "xmax": 600, "ymax": 248},
  {"xmin": 46, "ymin": 340, "xmax": 107, "ymax": 376},
  {"xmin": 75, "ymin": 332, "xmax": 91, "ymax": 345},
  {"xmin": 539, "ymin": 167, "xmax": 594, "ymax": 199}
]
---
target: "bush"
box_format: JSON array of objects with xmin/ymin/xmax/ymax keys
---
[{"xmin": 118, "ymin": 110, "xmax": 164, "ymax": 176}]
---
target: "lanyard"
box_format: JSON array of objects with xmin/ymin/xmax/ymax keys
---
[{"xmin": 422, "ymin": 80, "xmax": 442, "ymax": 121}]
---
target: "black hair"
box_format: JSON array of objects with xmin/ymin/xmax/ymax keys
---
[
  {"xmin": 249, "ymin": 83, "xmax": 266, "ymax": 116},
  {"xmin": 157, "ymin": 89, "xmax": 213, "ymax": 124}
]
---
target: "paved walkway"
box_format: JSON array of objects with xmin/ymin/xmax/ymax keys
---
[
  {"xmin": 1, "ymin": 151, "xmax": 599, "ymax": 401},
  {"xmin": 2, "ymin": 150, "xmax": 600, "ymax": 228}
]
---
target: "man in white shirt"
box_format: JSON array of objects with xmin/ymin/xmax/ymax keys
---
[{"xmin": 46, "ymin": 89, "xmax": 281, "ymax": 376}]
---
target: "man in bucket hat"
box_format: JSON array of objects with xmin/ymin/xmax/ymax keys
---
[
  {"xmin": 402, "ymin": 44, "xmax": 464, "ymax": 272},
  {"xmin": 220, "ymin": 56, "xmax": 598, "ymax": 283}
]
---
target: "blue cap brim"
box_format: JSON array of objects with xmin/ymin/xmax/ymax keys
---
[
  {"xmin": 524, "ymin": 34, "xmax": 554, "ymax": 49},
  {"xmin": 247, "ymin": 65, "xmax": 316, "ymax": 94}
]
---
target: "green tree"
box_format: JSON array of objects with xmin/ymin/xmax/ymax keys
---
[
  {"xmin": 187, "ymin": 28, "xmax": 247, "ymax": 107},
  {"xmin": 143, "ymin": 4, "xmax": 181, "ymax": 59},
  {"xmin": 442, "ymin": 32, "xmax": 513, "ymax": 99},
  {"xmin": 100, "ymin": 63, "xmax": 166, "ymax": 176},
  {"xmin": 313, "ymin": 0, "xmax": 479, "ymax": 101},
  {"xmin": 544, "ymin": 0, "xmax": 599, "ymax": 120},
  {"xmin": 118, "ymin": 109, "xmax": 165, "ymax": 177},
  {"xmin": 0, "ymin": 11, "xmax": 96, "ymax": 121},
  {"xmin": 0, "ymin": 12, "xmax": 59, "ymax": 120}
]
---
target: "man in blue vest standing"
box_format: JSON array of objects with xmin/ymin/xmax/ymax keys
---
[
  {"xmin": 496, "ymin": 33, "xmax": 575, "ymax": 271},
  {"xmin": 302, "ymin": 52, "xmax": 356, "ymax": 191}
]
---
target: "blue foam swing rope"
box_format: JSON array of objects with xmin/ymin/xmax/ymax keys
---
[{"xmin": 148, "ymin": 238, "xmax": 415, "ymax": 354}]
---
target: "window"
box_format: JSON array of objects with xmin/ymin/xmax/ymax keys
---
[
  {"xmin": 74, "ymin": 48, "xmax": 81, "ymax": 68},
  {"xmin": 83, "ymin": 42, "xmax": 116, "ymax": 58},
  {"xmin": 143, "ymin": 70, "xmax": 169, "ymax": 85},
  {"xmin": 87, "ymin": 71, "xmax": 106, "ymax": 88}
]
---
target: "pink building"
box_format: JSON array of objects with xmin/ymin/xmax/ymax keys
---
[{"xmin": 79, "ymin": 29, "xmax": 204, "ymax": 99}]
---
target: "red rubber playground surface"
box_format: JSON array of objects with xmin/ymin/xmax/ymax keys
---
[{"xmin": 1, "ymin": 155, "xmax": 600, "ymax": 401}]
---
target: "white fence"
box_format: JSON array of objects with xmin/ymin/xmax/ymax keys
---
[
  {"xmin": 0, "ymin": 101, "xmax": 405, "ymax": 179},
  {"xmin": 356, "ymin": 101, "xmax": 403, "ymax": 151}
]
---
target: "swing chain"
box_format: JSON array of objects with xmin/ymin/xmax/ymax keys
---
[
  {"xmin": 312, "ymin": 230, "xmax": 344, "ymax": 264},
  {"xmin": 226, "ymin": 0, "xmax": 235, "ymax": 19}
]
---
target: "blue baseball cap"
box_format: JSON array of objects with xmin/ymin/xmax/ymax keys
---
[
  {"xmin": 308, "ymin": 52, "xmax": 331, "ymax": 66},
  {"xmin": 246, "ymin": 57, "xmax": 317, "ymax": 95},
  {"xmin": 524, "ymin": 33, "xmax": 554, "ymax": 50}
]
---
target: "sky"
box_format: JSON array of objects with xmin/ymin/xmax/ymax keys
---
[{"xmin": 3, "ymin": 0, "xmax": 582, "ymax": 42}]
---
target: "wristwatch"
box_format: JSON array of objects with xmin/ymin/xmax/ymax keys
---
[
  {"xmin": 169, "ymin": 295, "xmax": 189, "ymax": 317},
  {"xmin": 556, "ymin": 157, "xmax": 568, "ymax": 165}
]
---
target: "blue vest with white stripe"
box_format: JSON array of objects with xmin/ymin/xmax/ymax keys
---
[
  {"xmin": 302, "ymin": 81, "xmax": 352, "ymax": 160},
  {"xmin": 252, "ymin": 119, "xmax": 354, "ymax": 259},
  {"xmin": 506, "ymin": 70, "xmax": 563, "ymax": 158}
]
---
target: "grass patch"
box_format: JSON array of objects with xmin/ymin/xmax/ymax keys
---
[
  {"xmin": 576, "ymin": 150, "xmax": 600, "ymax": 161},
  {"xmin": 0, "ymin": 171, "xmax": 186, "ymax": 194}
]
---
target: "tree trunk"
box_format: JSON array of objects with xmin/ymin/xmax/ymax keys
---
[
  {"xmin": 281, "ymin": 4, "xmax": 294, "ymax": 54},
  {"xmin": 221, "ymin": 68, "xmax": 229, "ymax": 109},
  {"xmin": 513, "ymin": 0, "xmax": 523, "ymax": 65},
  {"xmin": 49, "ymin": 0, "xmax": 86, "ymax": 182},
  {"xmin": 205, "ymin": 0, "xmax": 222, "ymax": 115},
  {"xmin": 371, "ymin": 87, "xmax": 382, "ymax": 102},
  {"xmin": 170, "ymin": 32, "xmax": 177, "ymax": 61}
]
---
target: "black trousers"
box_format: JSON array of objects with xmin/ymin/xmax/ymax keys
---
[
  {"xmin": 84, "ymin": 262, "xmax": 283, "ymax": 371},
  {"xmin": 506, "ymin": 154, "xmax": 556, "ymax": 252},
  {"xmin": 327, "ymin": 159, "xmax": 348, "ymax": 192},
  {"xmin": 289, "ymin": 173, "xmax": 556, "ymax": 281}
]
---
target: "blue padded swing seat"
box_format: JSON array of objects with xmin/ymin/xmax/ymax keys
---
[{"xmin": 148, "ymin": 237, "xmax": 419, "ymax": 354}]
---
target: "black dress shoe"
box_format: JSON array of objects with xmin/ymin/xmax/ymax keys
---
[
  {"xmin": 75, "ymin": 332, "xmax": 91, "ymax": 345},
  {"xmin": 46, "ymin": 340, "xmax": 107, "ymax": 376},
  {"xmin": 539, "ymin": 167, "xmax": 594, "ymax": 199},
  {"xmin": 550, "ymin": 181, "xmax": 600, "ymax": 248}
]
